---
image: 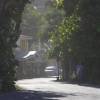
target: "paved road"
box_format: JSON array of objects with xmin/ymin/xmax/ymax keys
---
[
  {"xmin": 0, "ymin": 78, "xmax": 100, "ymax": 100},
  {"xmin": 16, "ymin": 78, "xmax": 100, "ymax": 100}
]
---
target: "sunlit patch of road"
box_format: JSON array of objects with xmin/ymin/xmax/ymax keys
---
[{"xmin": 16, "ymin": 78, "xmax": 100, "ymax": 100}]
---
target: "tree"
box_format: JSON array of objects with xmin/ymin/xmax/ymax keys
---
[
  {"xmin": 62, "ymin": 0, "xmax": 100, "ymax": 83},
  {"xmin": 48, "ymin": 0, "xmax": 80, "ymax": 81},
  {"xmin": 75, "ymin": 0, "xmax": 100, "ymax": 83},
  {"xmin": 0, "ymin": 0, "xmax": 29, "ymax": 91}
]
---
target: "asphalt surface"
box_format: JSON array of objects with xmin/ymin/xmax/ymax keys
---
[{"xmin": 0, "ymin": 78, "xmax": 100, "ymax": 100}]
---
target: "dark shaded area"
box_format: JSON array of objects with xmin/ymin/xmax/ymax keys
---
[
  {"xmin": 0, "ymin": 90, "xmax": 66, "ymax": 100},
  {"xmin": 53, "ymin": 79, "xmax": 100, "ymax": 89},
  {"xmin": 0, "ymin": 90, "xmax": 85, "ymax": 100},
  {"xmin": 0, "ymin": 0, "xmax": 29, "ymax": 91},
  {"xmin": 78, "ymin": 83, "xmax": 100, "ymax": 89}
]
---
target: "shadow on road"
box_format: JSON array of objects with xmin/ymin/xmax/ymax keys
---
[
  {"xmin": 53, "ymin": 79, "xmax": 100, "ymax": 89},
  {"xmin": 0, "ymin": 90, "xmax": 67, "ymax": 100}
]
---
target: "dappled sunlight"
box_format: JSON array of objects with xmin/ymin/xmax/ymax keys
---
[{"xmin": 16, "ymin": 78, "xmax": 100, "ymax": 96}]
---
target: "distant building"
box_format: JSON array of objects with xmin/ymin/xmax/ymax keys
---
[
  {"xmin": 14, "ymin": 34, "xmax": 32, "ymax": 61},
  {"xmin": 15, "ymin": 34, "xmax": 46, "ymax": 79},
  {"xmin": 16, "ymin": 34, "xmax": 32, "ymax": 51},
  {"xmin": 16, "ymin": 50, "xmax": 46, "ymax": 79}
]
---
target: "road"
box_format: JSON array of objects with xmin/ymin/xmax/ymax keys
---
[{"xmin": 16, "ymin": 78, "xmax": 100, "ymax": 100}]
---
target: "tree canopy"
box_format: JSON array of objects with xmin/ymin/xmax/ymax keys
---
[{"xmin": 48, "ymin": 0, "xmax": 100, "ymax": 83}]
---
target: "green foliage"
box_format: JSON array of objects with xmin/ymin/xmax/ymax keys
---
[
  {"xmin": 48, "ymin": 11, "xmax": 80, "ymax": 81},
  {"xmin": 21, "ymin": 3, "xmax": 49, "ymax": 43},
  {"xmin": 55, "ymin": 0, "xmax": 64, "ymax": 8},
  {"xmin": 49, "ymin": 13, "xmax": 79, "ymax": 58}
]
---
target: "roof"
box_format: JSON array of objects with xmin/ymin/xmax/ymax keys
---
[{"xmin": 23, "ymin": 51, "xmax": 37, "ymax": 59}]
